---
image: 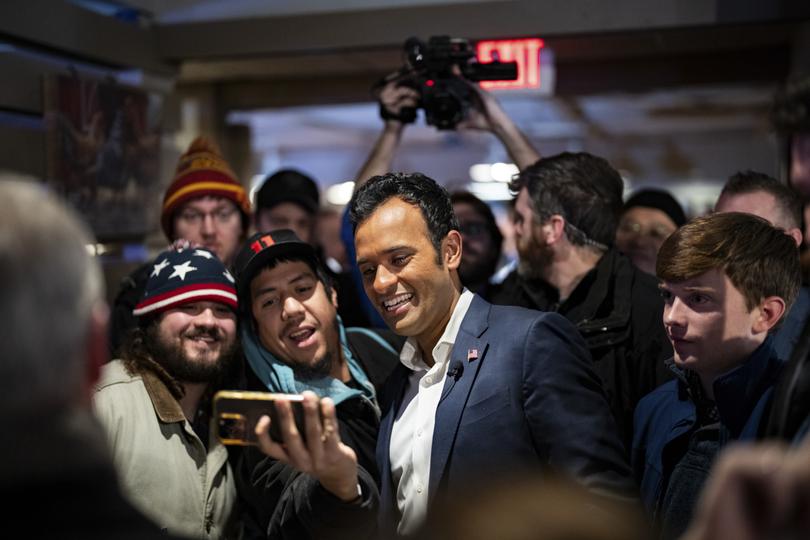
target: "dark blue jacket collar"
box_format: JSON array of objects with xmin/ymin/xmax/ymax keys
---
[{"xmin": 667, "ymin": 336, "xmax": 782, "ymax": 437}]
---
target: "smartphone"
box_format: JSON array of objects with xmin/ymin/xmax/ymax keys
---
[{"xmin": 213, "ymin": 390, "xmax": 307, "ymax": 446}]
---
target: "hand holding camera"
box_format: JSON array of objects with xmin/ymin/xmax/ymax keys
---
[
  {"xmin": 374, "ymin": 35, "xmax": 517, "ymax": 130},
  {"xmin": 376, "ymin": 81, "xmax": 420, "ymax": 125}
]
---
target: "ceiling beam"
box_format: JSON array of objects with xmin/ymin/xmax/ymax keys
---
[
  {"xmin": 176, "ymin": 21, "xmax": 798, "ymax": 84},
  {"xmin": 157, "ymin": 0, "xmax": 720, "ymax": 60},
  {"xmin": 0, "ymin": 0, "xmax": 174, "ymax": 74},
  {"xmin": 181, "ymin": 40, "xmax": 789, "ymax": 114},
  {"xmin": 174, "ymin": 21, "xmax": 796, "ymax": 112}
]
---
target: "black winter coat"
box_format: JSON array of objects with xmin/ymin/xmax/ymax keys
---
[{"xmin": 491, "ymin": 249, "xmax": 673, "ymax": 451}]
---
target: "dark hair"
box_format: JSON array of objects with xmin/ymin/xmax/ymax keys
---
[
  {"xmin": 622, "ymin": 188, "xmax": 687, "ymax": 227},
  {"xmin": 720, "ymin": 171, "xmax": 802, "ymax": 229},
  {"xmin": 241, "ymin": 254, "xmax": 334, "ymax": 320},
  {"xmin": 511, "ymin": 152, "xmax": 623, "ymax": 249},
  {"xmin": 256, "ymin": 168, "xmax": 320, "ymax": 215},
  {"xmin": 121, "ymin": 322, "xmax": 185, "ymax": 400},
  {"xmin": 657, "ymin": 212, "xmax": 800, "ymax": 314},
  {"xmin": 254, "ymin": 255, "xmax": 332, "ymax": 297},
  {"xmin": 451, "ymin": 191, "xmax": 504, "ymax": 247},
  {"xmin": 349, "ymin": 172, "xmax": 459, "ymax": 262}
]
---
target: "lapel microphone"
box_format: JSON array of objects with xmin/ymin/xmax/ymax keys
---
[
  {"xmin": 447, "ymin": 360, "xmax": 464, "ymax": 380},
  {"xmin": 438, "ymin": 360, "xmax": 465, "ymax": 406}
]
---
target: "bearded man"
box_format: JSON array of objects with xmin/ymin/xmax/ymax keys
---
[
  {"xmin": 491, "ymin": 151, "xmax": 673, "ymax": 450},
  {"xmin": 94, "ymin": 247, "xmax": 242, "ymax": 539}
]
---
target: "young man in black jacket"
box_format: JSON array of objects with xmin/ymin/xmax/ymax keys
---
[{"xmin": 232, "ymin": 229, "xmax": 401, "ymax": 540}]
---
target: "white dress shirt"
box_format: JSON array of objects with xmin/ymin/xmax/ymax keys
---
[{"xmin": 389, "ymin": 289, "xmax": 474, "ymax": 535}]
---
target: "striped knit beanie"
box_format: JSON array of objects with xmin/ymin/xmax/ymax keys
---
[
  {"xmin": 161, "ymin": 136, "xmax": 251, "ymax": 240},
  {"xmin": 133, "ymin": 247, "xmax": 238, "ymax": 317}
]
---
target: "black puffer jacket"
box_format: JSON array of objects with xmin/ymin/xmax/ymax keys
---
[{"xmin": 491, "ymin": 249, "xmax": 673, "ymax": 450}]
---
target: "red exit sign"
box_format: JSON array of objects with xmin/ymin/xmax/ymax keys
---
[{"xmin": 476, "ymin": 38, "xmax": 544, "ymax": 90}]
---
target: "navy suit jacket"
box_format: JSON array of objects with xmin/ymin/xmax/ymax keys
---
[{"xmin": 376, "ymin": 295, "xmax": 635, "ymax": 533}]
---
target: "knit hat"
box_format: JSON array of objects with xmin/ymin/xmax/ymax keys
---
[
  {"xmin": 255, "ymin": 169, "xmax": 320, "ymax": 215},
  {"xmin": 161, "ymin": 136, "xmax": 251, "ymax": 240},
  {"xmin": 623, "ymin": 189, "xmax": 687, "ymax": 227},
  {"xmin": 233, "ymin": 229, "xmax": 321, "ymax": 309},
  {"xmin": 133, "ymin": 247, "xmax": 238, "ymax": 317}
]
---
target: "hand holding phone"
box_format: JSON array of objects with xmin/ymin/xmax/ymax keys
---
[
  {"xmin": 213, "ymin": 390, "xmax": 308, "ymax": 446},
  {"xmin": 213, "ymin": 390, "xmax": 360, "ymax": 501},
  {"xmin": 248, "ymin": 390, "xmax": 362, "ymax": 503}
]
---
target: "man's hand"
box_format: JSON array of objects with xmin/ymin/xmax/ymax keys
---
[
  {"xmin": 355, "ymin": 79, "xmax": 415, "ymax": 188},
  {"xmin": 455, "ymin": 80, "xmax": 504, "ymax": 132},
  {"xmin": 169, "ymin": 238, "xmax": 199, "ymax": 252},
  {"xmin": 377, "ymin": 81, "xmax": 420, "ymax": 126},
  {"xmin": 454, "ymin": 76, "xmax": 540, "ymax": 169},
  {"xmin": 255, "ymin": 391, "xmax": 360, "ymax": 503}
]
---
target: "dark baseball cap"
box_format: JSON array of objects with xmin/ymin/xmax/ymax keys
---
[
  {"xmin": 233, "ymin": 229, "xmax": 321, "ymax": 307},
  {"xmin": 255, "ymin": 169, "xmax": 320, "ymax": 215},
  {"xmin": 623, "ymin": 189, "xmax": 687, "ymax": 227}
]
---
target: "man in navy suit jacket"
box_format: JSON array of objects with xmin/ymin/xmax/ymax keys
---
[{"xmin": 348, "ymin": 172, "xmax": 635, "ymax": 536}]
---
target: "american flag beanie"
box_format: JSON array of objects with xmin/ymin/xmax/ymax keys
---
[{"xmin": 133, "ymin": 247, "xmax": 238, "ymax": 317}]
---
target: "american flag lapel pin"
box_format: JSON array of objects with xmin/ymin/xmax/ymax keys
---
[{"xmin": 467, "ymin": 348, "xmax": 478, "ymax": 362}]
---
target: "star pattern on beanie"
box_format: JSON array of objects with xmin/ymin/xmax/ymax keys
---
[
  {"xmin": 193, "ymin": 249, "xmax": 213, "ymax": 259},
  {"xmin": 151, "ymin": 259, "xmax": 170, "ymax": 278},
  {"xmin": 169, "ymin": 260, "xmax": 198, "ymax": 281},
  {"xmin": 134, "ymin": 247, "xmax": 238, "ymax": 317}
]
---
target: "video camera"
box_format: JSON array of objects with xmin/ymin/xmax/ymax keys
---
[{"xmin": 377, "ymin": 36, "xmax": 518, "ymax": 130}]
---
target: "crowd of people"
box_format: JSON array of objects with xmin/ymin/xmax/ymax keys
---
[{"xmin": 2, "ymin": 77, "xmax": 810, "ymax": 540}]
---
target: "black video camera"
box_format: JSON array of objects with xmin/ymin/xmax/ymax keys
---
[{"xmin": 378, "ymin": 36, "xmax": 518, "ymax": 130}]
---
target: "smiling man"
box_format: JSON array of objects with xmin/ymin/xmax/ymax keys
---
[
  {"xmin": 632, "ymin": 212, "xmax": 801, "ymax": 539},
  {"xmin": 232, "ymin": 229, "xmax": 401, "ymax": 539},
  {"xmin": 109, "ymin": 136, "xmax": 251, "ymax": 355},
  {"xmin": 349, "ymin": 172, "xmax": 635, "ymax": 537},
  {"xmin": 94, "ymin": 247, "xmax": 242, "ymax": 539}
]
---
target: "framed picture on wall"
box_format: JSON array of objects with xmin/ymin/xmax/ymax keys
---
[{"xmin": 44, "ymin": 74, "xmax": 162, "ymax": 241}]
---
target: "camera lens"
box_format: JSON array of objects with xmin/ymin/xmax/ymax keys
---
[{"xmin": 218, "ymin": 415, "xmax": 246, "ymax": 441}]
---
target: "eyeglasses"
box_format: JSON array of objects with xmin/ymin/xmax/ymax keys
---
[
  {"xmin": 459, "ymin": 221, "xmax": 489, "ymax": 238},
  {"xmin": 178, "ymin": 206, "xmax": 239, "ymax": 227},
  {"xmin": 617, "ymin": 220, "xmax": 675, "ymax": 241}
]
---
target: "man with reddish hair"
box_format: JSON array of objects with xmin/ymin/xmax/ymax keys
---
[{"xmin": 633, "ymin": 212, "xmax": 801, "ymax": 539}]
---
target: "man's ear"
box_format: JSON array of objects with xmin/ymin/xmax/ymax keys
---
[
  {"xmin": 444, "ymin": 230, "xmax": 463, "ymax": 270},
  {"xmin": 82, "ymin": 302, "xmax": 109, "ymax": 405},
  {"xmin": 787, "ymin": 227, "xmax": 803, "ymax": 247},
  {"xmin": 544, "ymin": 215, "xmax": 566, "ymax": 245},
  {"xmin": 330, "ymin": 286, "xmax": 339, "ymax": 308},
  {"xmin": 753, "ymin": 296, "xmax": 787, "ymax": 334}
]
